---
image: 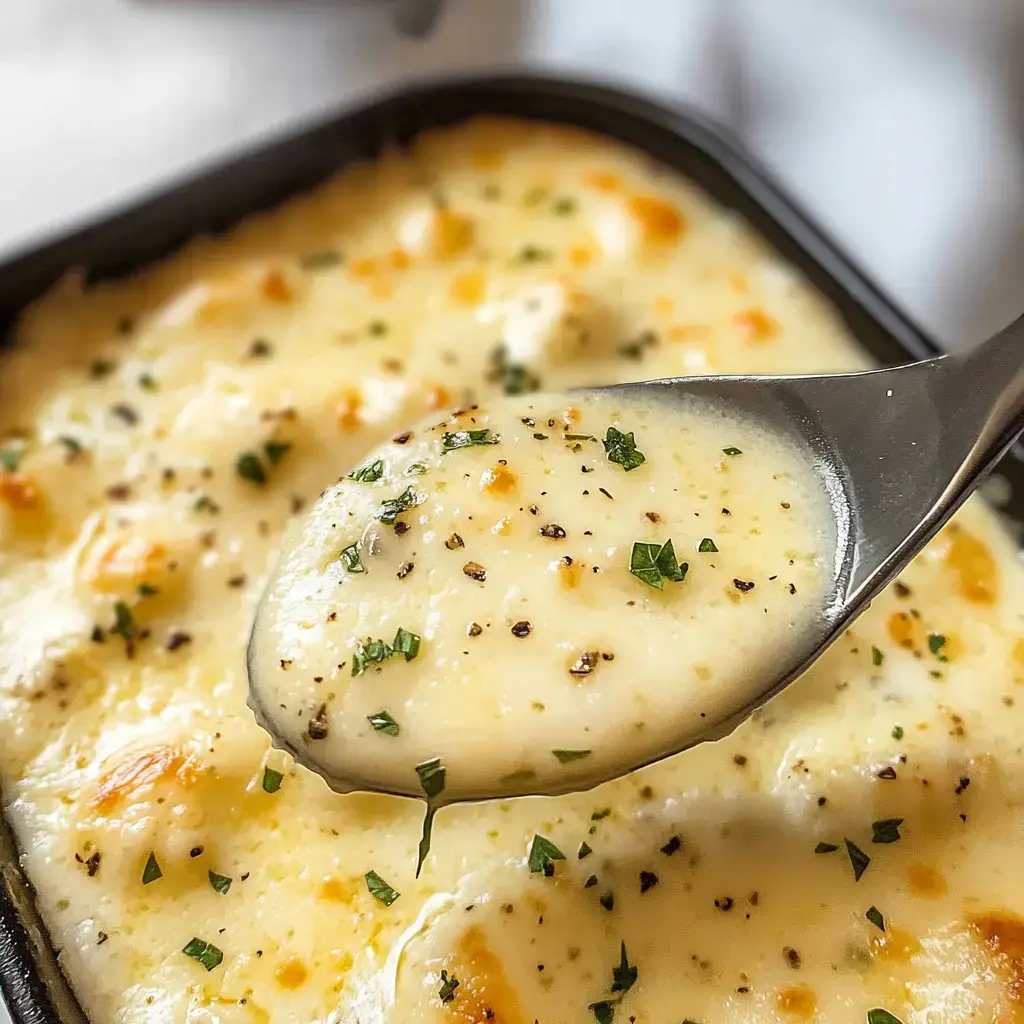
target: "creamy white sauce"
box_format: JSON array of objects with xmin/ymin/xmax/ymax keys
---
[
  {"xmin": 1, "ymin": 117, "xmax": 1022, "ymax": 1024},
  {"xmin": 250, "ymin": 391, "xmax": 836, "ymax": 800}
]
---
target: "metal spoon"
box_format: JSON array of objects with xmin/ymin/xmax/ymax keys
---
[{"xmin": 248, "ymin": 314, "xmax": 1024, "ymax": 804}]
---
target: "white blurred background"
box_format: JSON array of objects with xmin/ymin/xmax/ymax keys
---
[{"xmin": 4, "ymin": 0, "xmax": 1024, "ymax": 350}]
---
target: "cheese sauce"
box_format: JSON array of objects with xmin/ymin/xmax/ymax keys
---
[
  {"xmin": 1, "ymin": 117, "xmax": 1023, "ymax": 1024},
  {"xmin": 249, "ymin": 391, "xmax": 837, "ymax": 800}
]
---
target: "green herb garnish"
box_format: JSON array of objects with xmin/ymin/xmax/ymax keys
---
[
  {"xmin": 629, "ymin": 539, "xmax": 688, "ymax": 590},
  {"xmin": 348, "ymin": 458, "xmax": 385, "ymax": 483},
  {"xmin": 340, "ymin": 543, "xmax": 364, "ymax": 574},
  {"xmin": 393, "ymin": 627, "xmax": 421, "ymax": 661},
  {"xmin": 367, "ymin": 319, "xmax": 389, "ymax": 337},
  {"xmin": 416, "ymin": 757, "xmax": 446, "ymax": 800},
  {"xmin": 375, "ymin": 486, "xmax": 421, "ymax": 526},
  {"xmin": 488, "ymin": 344, "xmax": 541, "ymax": 396},
  {"xmin": 867, "ymin": 1011, "xmax": 904, "ymax": 1024},
  {"xmin": 416, "ymin": 805, "xmax": 436, "ymax": 878},
  {"xmin": 182, "ymin": 937, "xmax": 224, "ymax": 972},
  {"xmin": 814, "ymin": 841, "xmax": 839, "ymax": 854},
  {"xmin": 603, "ymin": 426, "xmax": 646, "ymax": 472},
  {"xmin": 891, "ymin": 725, "xmax": 904, "ymax": 741},
  {"xmin": 844, "ymin": 838, "xmax": 871, "ymax": 881},
  {"xmin": 57, "ymin": 435, "xmax": 84, "ymax": 456},
  {"xmin": 578, "ymin": 842, "xmax": 593, "ymax": 859},
  {"xmin": 89, "ymin": 359, "xmax": 115, "ymax": 379},
  {"xmin": 137, "ymin": 583, "xmax": 158, "ymax": 598},
  {"xmin": 365, "ymin": 870, "xmax": 401, "ymax": 906},
  {"xmin": 137, "ymin": 372, "xmax": 157, "ymax": 391},
  {"xmin": 527, "ymin": 834, "xmax": 566, "ymax": 875},
  {"xmin": 351, "ymin": 628, "xmax": 421, "ymax": 676},
  {"xmin": 927, "ymin": 633, "xmax": 948, "ymax": 660},
  {"xmin": 872, "ymin": 645, "xmax": 884, "ymax": 667},
  {"xmin": 438, "ymin": 968, "xmax": 460, "ymax": 1005},
  {"xmin": 262, "ymin": 766, "xmax": 283, "ymax": 793},
  {"xmin": 610, "ymin": 941, "xmax": 637, "ymax": 993},
  {"xmin": 263, "ymin": 440, "xmax": 292, "ymax": 465},
  {"xmin": 553, "ymin": 197, "xmax": 578, "ymax": 216},
  {"xmin": 208, "ymin": 871, "xmax": 232, "ymax": 895},
  {"xmin": 698, "ymin": 538, "xmax": 718, "ymax": 553},
  {"xmin": 367, "ymin": 710, "xmax": 400, "ymax": 736},
  {"xmin": 589, "ymin": 1001, "xmax": 615, "ymax": 1024},
  {"xmin": 722, "ymin": 446, "xmax": 743, "ymax": 456},
  {"xmin": 552, "ymin": 749, "xmax": 591, "ymax": 764},
  {"xmin": 142, "ymin": 852, "xmax": 162, "ymax": 885},
  {"xmin": 235, "ymin": 452, "xmax": 266, "ymax": 485},
  {"xmin": 0, "ymin": 444, "xmax": 23, "ymax": 472},
  {"xmin": 866, "ymin": 905, "xmax": 884, "ymax": 931},
  {"xmin": 113, "ymin": 601, "xmax": 137, "ymax": 643},
  {"xmin": 441, "ymin": 429, "xmax": 500, "ymax": 454},
  {"xmin": 871, "ymin": 818, "xmax": 903, "ymax": 844}
]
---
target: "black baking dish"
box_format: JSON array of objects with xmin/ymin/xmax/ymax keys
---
[{"xmin": 2, "ymin": 74, "xmax": 1022, "ymax": 1024}]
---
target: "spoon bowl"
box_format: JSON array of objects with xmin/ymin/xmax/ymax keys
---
[{"xmin": 248, "ymin": 314, "xmax": 1024, "ymax": 803}]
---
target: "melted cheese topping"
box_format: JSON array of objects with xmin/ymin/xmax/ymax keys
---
[
  {"xmin": 250, "ymin": 391, "xmax": 836, "ymax": 800},
  {"xmin": 2, "ymin": 117, "xmax": 1023, "ymax": 1024}
]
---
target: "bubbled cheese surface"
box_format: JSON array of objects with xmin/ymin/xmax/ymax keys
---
[{"xmin": 2, "ymin": 117, "xmax": 1024, "ymax": 1024}]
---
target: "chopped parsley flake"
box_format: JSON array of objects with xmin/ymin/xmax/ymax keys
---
[
  {"xmin": 660, "ymin": 835, "xmax": 682, "ymax": 856},
  {"xmin": 589, "ymin": 1001, "xmax": 615, "ymax": 1024},
  {"xmin": 208, "ymin": 871, "xmax": 232, "ymax": 895},
  {"xmin": 611, "ymin": 941, "xmax": 638, "ymax": 994},
  {"xmin": 113, "ymin": 601, "xmax": 137, "ymax": 644},
  {"xmin": 367, "ymin": 710, "xmax": 400, "ymax": 736},
  {"xmin": 141, "ymin": 852, "xmax": 162, "ymax": 885},
  {"xmin": 0, "ymin": 444, "xmax": 23, "ymax": 472},
  {"xmin": 57, "ymin": 435, "xmax": 84, "ymax": 456},
  {"xmin": 365, "ymin": 870, "xmax": 401, "ymax": 906},
  {"xmin": 340, "ymin": 543, "xmax": 365, "ymax": 573},
  {"xmin": 351, "ymin": 627, "xmax": 422, "ymax": 676},
  {"xmin": 137, "ymin": 372, "xmax": 157, "ymax": 391},
  {"xmin": 927, "ymin": 633, "xmax": 948, "ymax": 660},
  {"xmin": 375, "ymin": 486, "xmax": 422, "ymax": 526},
  {"xmin": 393, "ymin": 627, "xmax": 420, "ymax": 660},
  {"xmin": 527, "ymin": 834, "xmax": 566, "ymax": 875},
  {"xmin": 235, "ymin": 452, "xmax": 266, "ymax": 485},
  {"xmin": 348, "ymin": 458, "xmax": 385, "ymax": 483},
  {"xmin": 578, "ymin": 842, "xmax": 593, "ymax": 860},
  {"xmin": 866, "ymin": 905, "xmax": 885, "ymax": 931},
  {"xmin": 440, "ymin": 429, "xmax": 500, "ymax": 453},
  {"xmin": 872, "ymin": 645, "xmax": 885, "ymax": 667},
  {"xmin": 488, "ymin": 344, "xmax": 541, "ymax": 396},
  {"xmin": 698, "ymin": 537, "xmax": 718, "ymax": 553},
  {"xmin": 553, "ymin": 196, "xmax": 578, "ymax": 216},
  {"xmin": 603, "ymin": 426, "xmax": 646, "ymax": 472},
  {"xmin": 416, "ymin": 806, "xmax": 436, "ymax": 878},
  {"xmin": 263, "ymin": 440, "xmax": 292, "ymax": 465},
  {"xmin": 182, "ymin": 937, "xmax": 224, "ymax": 972},
  {"xmin": 844, "ymin": 838, "xmax": 871, "ymax": 881},
  {"xmin": 552, "ymin": 749, "xmax": 591, "ymax": 764},
  {"xmin": 262, "ymin": 766, "xmax": 283, "ymax": 793},
  {"xmin": 871, "ymin": 818, "xmax": 903, "ymax": 844},
  {"xmin": 629, "ymin": 539, "xmax": 688, "ymax": 589},
  {"xmin": 416, "ymin": 757, "xmax": 446, "ymax": 800},
  {"xmin": 438, "ymin": 968, "xmax": 460, "ymax": 1005},
  {"xmin": 814, "ymin": 841, "xmax": 839, "ymax": 854},
  {"xmin": 722, "ymin": 446, "xmax": 743, "ymax": 456},
  {"xmin": 89, "ymin": 359, "xmax": 115, "ymax": 379},
  {"xmin": 891, "ymin": 725, "xmax": 904, "ymax": 741},
  {"xmin": 367, "ymin": 319, "xmax": 389, "ymax": 337},
  {"xmin": 867, "ymin": 1011, "xmax": 904, "ymax": 1024}
]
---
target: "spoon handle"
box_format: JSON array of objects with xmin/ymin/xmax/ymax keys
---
[{"xmin": 841, "ymin": 314, "xmax": 1024, "ymax": 603}]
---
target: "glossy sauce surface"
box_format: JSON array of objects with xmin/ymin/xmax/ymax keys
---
[
  {"xmin": 1, "ymin": 118, "xmax": 1022, "ymax": 1024},
  {"xmin": 250, "ymin": 391, "xmax": 836, "ymax": 800}
]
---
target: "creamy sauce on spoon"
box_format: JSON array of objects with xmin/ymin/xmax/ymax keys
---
[{"xmin": 249, "ymin": 390, "xmax": 838, "ymax": 800}]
